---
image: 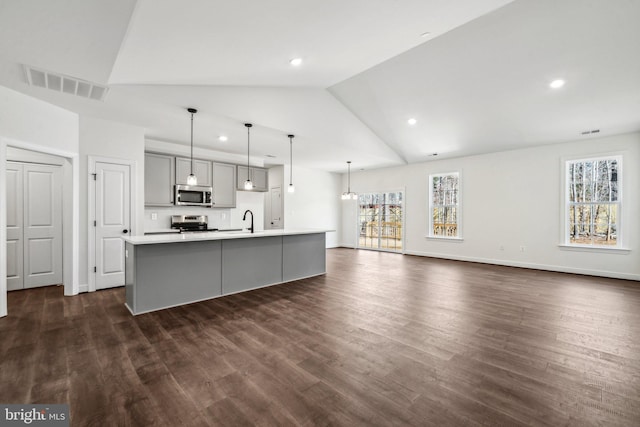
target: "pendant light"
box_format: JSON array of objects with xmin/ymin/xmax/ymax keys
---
[
  {"xmin": 186, "ymin": 108, "xmax": 198, "ymax": 186},
  {"xmin": 244, "ymin": 123, "xmax": 253, "ymax": 190},
  {"xmin": 341, "ymin": 161, "xmax": 357, "ymax": 200},
  {"xmin": 287, "ymin": 134, "xmax": 295, "ymax": 193}
]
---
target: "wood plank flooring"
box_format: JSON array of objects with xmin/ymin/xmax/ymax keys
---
[{"xmin": 1, "ymin": 248, "xmax": 640, "ymax": 426}]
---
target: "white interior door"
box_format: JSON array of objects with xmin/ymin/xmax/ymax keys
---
[
  {"xmin": 95, "ymin": 162, "xmax": 130, "ymax": 289},
  {"xmin": 23, "ymin": 164, "xmax": 63, "ymax": 288},
  {"xmin": 270, "ymin": 187, "xmax": 282, "ymax": 229},
  {"xmin": 6, "ymin": 163, "xmax": 24, "ymax": 291}
]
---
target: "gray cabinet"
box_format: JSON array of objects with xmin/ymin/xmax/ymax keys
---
[
  {"xmin": 212, "ymin": 162, "xmax": 236, "ymax": 207},
  {"xmin": 237, "ymin": 166, "xmax": 268, "ymax": 192},
  {"xmin": 145, "ymin": 153, "xmax": 175, "ymax": 206},
  {"xmin": 176, "ymin": 157, "xmax": 212, "ymax": 187}
]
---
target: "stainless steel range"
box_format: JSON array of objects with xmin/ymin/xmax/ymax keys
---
[{"xmin": 170, "ymin": 215, "xmax": 216, "ymax": 233}]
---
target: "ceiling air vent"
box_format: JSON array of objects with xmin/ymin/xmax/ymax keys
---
[
  {"xmin": 23, "ymin": 65, "xmax": 109, "ymax": 102},
  {"xmin": 581, "ymin": 129, "xmax": 600, "ymax": 135}
]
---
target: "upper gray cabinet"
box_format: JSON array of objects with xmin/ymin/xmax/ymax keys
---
[
  {"xmin": 237, "ymin": 166, "xmax": 268, "ymax": 192},
  {"xmin": 145, "ymin": 152, "xmax": 175, "ymax": 206},
  {"xmin": 176, "ymin": 157, "xmax": 212, "ymax": 187},
  {"xmin": 212, "ymin": 162, "xmax": 236, "ymax": 208}
]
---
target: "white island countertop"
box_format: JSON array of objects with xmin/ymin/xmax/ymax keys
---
[{"xmin": 123, "ymin": 228, "xmax": 334, "ymax": 245}]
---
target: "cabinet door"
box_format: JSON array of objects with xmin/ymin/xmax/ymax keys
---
[
  {"xmin": 145, "ymin": 153, "xmax": 175, "ymax": 206},
  {"xmin": 251, "ymin": 167, "xmax": 269, "ymax": 191},
  {"xmin": 176, "ymin": 157, "xmax": 212, "ymax": 186},
  {"xmin": 212, "ymin": 163, "xmax": 236, "ymax": 208},
  {"xmin": 237, "ymin": 166, "xmax": 268, "ymax": 192},
  {"xmin": 236, "ymin": 165, "xmax": 250, "ymax": 190}
]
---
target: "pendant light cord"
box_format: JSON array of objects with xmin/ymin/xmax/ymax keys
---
[
  {"xmin": 247, "ymin": 126, "xmax": 250, "ymax": 170},
  {"xmin": 347, "ymin": 161, "xmax": 351, "ymax": 192},
  {"xmin": 190, "ymin": 112, "xmax": 194, "ymax": 175},
  {"xmin": 289, "ymin": 136, "xmax": 293, "ymax": 185}
]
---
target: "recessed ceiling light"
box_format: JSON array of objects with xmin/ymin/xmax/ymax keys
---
[
  {"xmin": 218, "ymin": 135, "xmax": 228, "ymax": 142},
  {"xmin": 420, "ymin": 32, "xmax": 431, "ymax": 37},
  {"xmin": 408, "ymin": 118, "xmax": 417, "ymax": 125},
  {"xmin": 290, "ymin": 58, "xmax": 303, "ymax": 66},
  {"xmin": 265, "ymin": 154, "xmax": 277, "ymax": 158},
  {"xmin": 550, "ymin": 79, "xmax": 565, "ymax": 89}
]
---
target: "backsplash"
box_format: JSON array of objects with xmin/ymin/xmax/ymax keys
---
[
  {"xmin": 144, "ymin": 206, "xmax": 231, "ymax": 231},
  {"xmin": 144, "ymin": 191, "xmax": 265, "ymax": 233}
]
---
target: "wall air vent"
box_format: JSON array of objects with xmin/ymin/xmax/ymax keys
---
[
  {"xmin": 23, "ymin": 65, "xmax": 109, "ymax": 102},
  {"xmin": 581, "ymin": 129, "xmax": 600, "ymax": 135}
]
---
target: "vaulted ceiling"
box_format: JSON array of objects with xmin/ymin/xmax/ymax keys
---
[{"xmin": 0, "ymin": 0, "xmax": 638, "ymax": 172}]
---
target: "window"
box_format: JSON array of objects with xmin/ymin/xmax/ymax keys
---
[
  {"xmin": 429, "ymin": 172, "xmax": 460, "ymax": 238},
  {"xmin": 358, "ymin": 191, "xmax": 403, "ymax": 252},
  {"xmin": 566, "ymin": 156, "xmax": 621, "ymax": 247}
]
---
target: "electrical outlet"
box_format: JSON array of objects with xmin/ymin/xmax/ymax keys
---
[
  {"xmin": 520, "ymin": 246, "xmax": 526, "ymax": 252},
  {"xmin": 151, "ymin": 212, "xmax": 157, "ymax": 220}
]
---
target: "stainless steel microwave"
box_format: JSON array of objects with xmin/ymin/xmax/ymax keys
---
[{"xmin": 174, "ymin": 185, "xmax": 213, "ymax": 207}]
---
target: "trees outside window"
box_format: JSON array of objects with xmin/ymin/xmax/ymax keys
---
[
  {"xmin": 566, "ymin": 156, "xmax": 621, "ymax": 246},
  {"xmin": 429, "ymin": 172, "xmax": 460, "ymax": 238},
  {"xmin": 358, "ymin": 191, "xmax": 403, "ymax": 251}
]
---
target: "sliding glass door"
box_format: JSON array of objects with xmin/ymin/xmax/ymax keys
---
[{"xmin": 357, "ymin": 191, "xmax": 403, "ymax": 252}]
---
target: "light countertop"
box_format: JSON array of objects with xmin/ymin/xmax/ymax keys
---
[{"xmin": 124, "ymin": 228, "xmax": 334, "ymax": 245}]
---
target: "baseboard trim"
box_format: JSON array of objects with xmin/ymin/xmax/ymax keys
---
[
  {"xmin": 402, "ymin": 250, "xmax": 640, "ymax": 281},
  {"xmin": 338, "ymin": 244, "xmax": 356, "ymax": 249},
  {"xmin": 78, "ymin": 283, "xmax": 89, "ymax": 293}
]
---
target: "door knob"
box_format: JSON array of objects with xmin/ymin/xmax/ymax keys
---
[{"xmin": 123, "ymin": 229, "xmax": 129, "ymax": 234}]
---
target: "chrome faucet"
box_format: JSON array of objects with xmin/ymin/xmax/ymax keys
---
[{"xmin": 243, "ymin": 209, "xmax": 254, "ymax": 233}]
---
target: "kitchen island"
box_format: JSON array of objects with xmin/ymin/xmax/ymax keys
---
[{"xmin": 122, "ymin": 229, "xmax": 331, "ymax": 315}]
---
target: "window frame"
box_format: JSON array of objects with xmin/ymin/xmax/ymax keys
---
[
  {"xmin": 356, "ymin": 190, "xmax": 405, "ymax": 253},
  {"xmin": 427, "ymin": 171, "xmax": 462, "ymax": 240},
  {"xmin": 562, "ymin": 154, "xmax": 623, "ymax": 249}
]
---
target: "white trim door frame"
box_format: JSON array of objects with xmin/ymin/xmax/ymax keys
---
[
  {"xmin": 1, "ymin": 136, "xmax": 80, "ymax": 318},
  {"xmin": 88, "ymin": 156, "xmax": 137, "ymax": 292}
]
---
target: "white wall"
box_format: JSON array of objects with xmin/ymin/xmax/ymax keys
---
[
  {"xmin": 284, "ymin": 165, "xmax": 341, "ymax": 248},
  {"xmin": 0, "ymin": 86, "xmax": 80, "ymax": 316},
  {"xmin": 231, "ymin": 191, "xmax": 265, "ymax": 232},
  {"xmin": 144, "ymin": 199, "xmax": 266, "ymax": 233},
  {"xmin": 0, "ymin": 86, "xmax": 79, "ymax": 152},
  {"xmin": 79, "ymin": 116, "xmax": 145, "ymax": 290},
  {"xmin": 144, "ymin": 206, "xmax": 232, "ymax": 231},
  {"xmin": 146, "ymin": 138, "xmax": 261, "ymax": 166},
  {"xmin": 341, "ymin": 132, "xmax": 640, "ymax": 280}
]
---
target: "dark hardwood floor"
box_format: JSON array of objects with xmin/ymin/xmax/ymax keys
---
[{"xmin": 1, "ymin": 248, "xmax": 640, "ymax": 426}]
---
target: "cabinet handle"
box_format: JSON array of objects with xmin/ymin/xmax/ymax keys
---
[{"xmin": 123, "ymin": 229, "xmax": 129, "ymax": 234}]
